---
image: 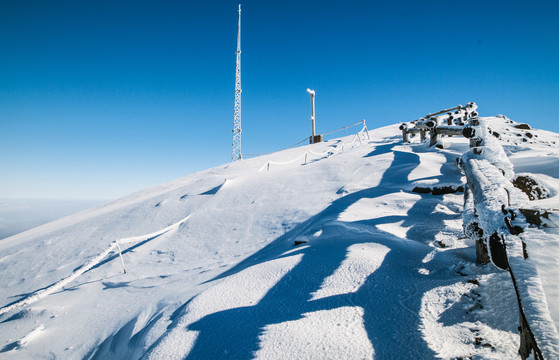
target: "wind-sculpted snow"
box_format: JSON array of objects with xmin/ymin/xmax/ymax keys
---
[
  {"xmin": 0, "ymin": 215, "xmax": 190, "ymax": 317},
  {"xmin": 0, "ymin": 119, "xmax": 558, "ymax": 359},
  {"xmin": 145, "ymin": 144, "xmax": 514, "ymax": 359}
]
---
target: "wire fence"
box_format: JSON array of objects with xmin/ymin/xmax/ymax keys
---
[
  {"xmin": 258, "ymin": 122, "xmax": 370, "ymax": 172},
  {"xmin": 242, "ymin": 120, "xmax": 369, "ymax": 159}
]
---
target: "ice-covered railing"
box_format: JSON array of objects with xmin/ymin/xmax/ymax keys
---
[
  {"xmin": 400, "ymin": 102, "xmax": 478, "ymax": 146},
  {"xmin": 0, "ymin": 215, "xmax": 190, "ymax": 317},
  {"xmin": 257, "ymin": 121, "xmax": 370, "ymax": 172},
  {"xmin": 459, "ymin": 117, "xmax": 559, "ymax": 359}
]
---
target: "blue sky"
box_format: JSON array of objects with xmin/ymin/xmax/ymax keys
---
[{"xmin": 1, "ymin": 0, "xmax": 558, "ymax": 200}]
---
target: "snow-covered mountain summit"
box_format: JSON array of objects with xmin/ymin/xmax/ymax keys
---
[{"xmin": 1, "ymin": 117, "xmax": 558, "ymax": 359}]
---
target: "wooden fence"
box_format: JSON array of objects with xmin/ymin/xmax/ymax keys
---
[
  {"xmin": 401, "ymin": 107, "xmax": 558, "ymax": 358},
  {"xmin": 399, "ymin": 102, "xmax": 478, "ymax": 146},
  {"xmin": 459, "ymin": 117, "xmax": 558, "ymax": 359}
]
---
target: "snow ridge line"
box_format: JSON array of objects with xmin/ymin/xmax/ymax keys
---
[{"xmin": 0, "ymin": 215, "xmax": 190, "ymax": 317}]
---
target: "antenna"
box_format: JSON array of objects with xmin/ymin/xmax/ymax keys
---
[{"xmin": 232, "ymin": 4, "xmax": 242, "ymax": 161}]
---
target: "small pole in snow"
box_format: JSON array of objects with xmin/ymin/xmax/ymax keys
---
[{"xmin": 115, "ymin": 243, "xmax": 127, "ymax": 274}]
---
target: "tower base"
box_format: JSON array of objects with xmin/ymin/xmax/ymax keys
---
[{"xmin": 310, "ymin": 135, "xmax": 323, "ymax": 144}]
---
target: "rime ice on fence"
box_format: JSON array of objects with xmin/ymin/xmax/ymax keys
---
[
  {"xmin": 459, "ymin": 117, "xmax": 559, "ymax": 359},
  {"xmin": 400, "ymin": 102, "xmax": 478, "ymax": 146}
]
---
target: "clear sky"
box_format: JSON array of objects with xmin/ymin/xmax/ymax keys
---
[{"xmin": 1, "ymin": 0, "xmax": 558, "ymax": 200}]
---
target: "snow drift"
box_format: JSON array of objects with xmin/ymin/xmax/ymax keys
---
[{"xmin": 0, "ymin": 117, "xmax": 558, "ymax": 359}]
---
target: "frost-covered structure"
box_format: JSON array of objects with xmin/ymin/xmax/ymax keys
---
[{"xmin": 461, "ymin": 117, "xmax": 559, "ymax": 359}]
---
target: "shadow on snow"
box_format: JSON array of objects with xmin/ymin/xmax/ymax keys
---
[
  {"xmin": 179, "ymin": 145, "xmax": 466, "ymax": 359},
  {"xmin": 90, "ymin": 143, "xmax": 469, "ymax": 359}
]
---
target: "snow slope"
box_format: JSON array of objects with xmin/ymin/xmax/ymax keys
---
[{"xmin": 0, "ymin": 118, "xmax": 558, "ymax": 359}]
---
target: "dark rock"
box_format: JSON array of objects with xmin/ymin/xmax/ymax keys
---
[
  {"xmin": 513, "ymin": 175, "xmax": 550, "ymax": 200},
  {"xmin": 519, "ymin": 208, "xmax": 550, "ymax": 227},
  {"xmin": 432, "ymin": 185, "xmax": 463, "ymax": 195},
  {"xmin": 412, "ymin": 185, "xmax": 464, "ymax": 195},
  {"xmin": 412, "ymin": 187, "xmax": 431, "ymax": 194}
]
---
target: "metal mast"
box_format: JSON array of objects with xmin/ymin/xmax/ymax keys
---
[
  {"xmin": 307, "ymin": 89, "xmax": 316, "ymax": 142},
  {"xmin": 232, "ymin": 4, "xmax": 242, "ymax": 161}
]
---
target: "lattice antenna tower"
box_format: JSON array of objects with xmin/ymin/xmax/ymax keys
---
[{"xmin": 232, "ymin": 4, "xmax": 242, "ymax": 161}]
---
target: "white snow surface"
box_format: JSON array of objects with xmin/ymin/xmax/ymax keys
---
[{"xmin": 0, "ymin": 117, "xmax": 558, "ymax": 359}]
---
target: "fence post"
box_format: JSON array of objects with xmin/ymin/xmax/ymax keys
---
[
  {"xmin": 115, "ymin": 243, "xmax": 127, "ymax": 274},
  {"xmin": 363, "ymin": 120, "xmax": 370, "ymax": 140},
  {"xmin": 429, "ymin": 129, "xmax": 438, "ymax": 147}
]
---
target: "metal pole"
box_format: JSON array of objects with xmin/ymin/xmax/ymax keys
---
[{"xmin": 307, "ymin": 88, "xmax": 315, "ymax": 143}]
